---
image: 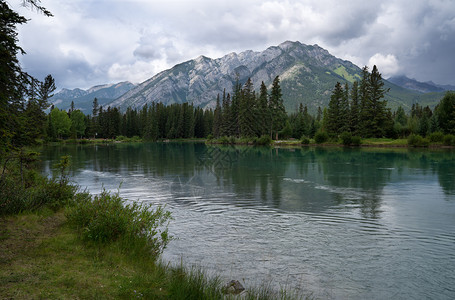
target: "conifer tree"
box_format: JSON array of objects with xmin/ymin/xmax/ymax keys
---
[
  {"xmin": 326, "ymin": 82, "xmax": 344, "ymax": 136},
  {"xmin": 258, "ymin": 81, "xmax": 270, "ymax": 136},
  {"xmin": 239, "ymin": 78, "xmax": 256, "ymax": 137},
  {"xmin": 269, "ymin": 76, "xmax": 286, "ymax": 139},
  {"xmin": 350, "ymin": 81, "xmax": 360, "ymax": 135},
  {"xmin": 212, "ymin": 94, "xmax": 221, "ymax": 137}
]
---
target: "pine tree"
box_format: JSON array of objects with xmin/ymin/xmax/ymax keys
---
[
  {"xmin": 269, "ymin": 76, "xmax": 286, "ymax": 140},
  {"xmin": 239, "ymin": 78, "xmax": 256, "ymax": 137},
  {"xmin": 326, "ymin": 82, "xmax": 344, "ymax": 136},
  {"xmin": 258, "ymin": 81, "xmax": 270, "ymax": 136},
  {"xmin": 350, "ymin": 81, "xmax": 360, "ymax": 135},
  {"xmin": 212, "ymin": 94, "xmax": 221, "ymax": 137},
  {"xmin": 368, "ymin": 65, "xmax": 391, "ymax": 137}
]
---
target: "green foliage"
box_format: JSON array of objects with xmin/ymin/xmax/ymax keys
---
[
  {"xmin": 429, "ymin": 131, "xmax": 444, "ymax": 143},
  {"xmin": 66, "ymin": 190, "xmax": 172, "ymax": 257},
  {"xmin": 443, "ymin": 134, "xmax": 455, "ymax": 146},
  {"xmin": 351, "ymin": 136, "xmax": 362, "ymax": 146},
  {"xmin": 0, "ymin": 165, "xmax": 76, "ymax": 216},
  {"xmin": 340, "ymin": 132, "xmax": 353, "ymax": 146},
  {"xmin": 436, "ymin": 91, "xmax": 455, "ymax": 134},
  {"xmin": 300, "ymin": 136, "xmax": 310, "ymax": 144},
  {"xmin": 254, "ymin": 135, "xmax": 272, "ymax": 146},
  {"xmin": 314, "ymin": 131, "xmax": 329, "ymax": 144},
  {"xmin": 49, "ymin": 108, "xmax": 71, "ymax": 138},
  {"xmin": 407, "ymin": 134, "xmax": 430, "ymax": 147},
  {"xmin": 70, "ymin": 110, "xmax": 86, "ymax": 138}
]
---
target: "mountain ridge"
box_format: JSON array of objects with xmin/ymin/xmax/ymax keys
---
[
  {"xmin": 109, "ymin": 41, "xmax": 365, "ymax": 112},
  {"xmin": 49, "ymin": 81, "xmax": 136, "ymax": 113}
]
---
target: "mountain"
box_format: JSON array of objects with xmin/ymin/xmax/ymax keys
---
[
  {"xmin": 388, "ymin": 75, "xmax": 455, "ymax": 95},
  {"xmin": 50, "ymin": 81, "xmax": 136, "ymax": 113},
  {"xmin": 387, "ymin": 75, "xmax": 446, "ymax": 93},
  {"xmin": 108, "ymin": 41, "xmax": 445, "ymax": 113},
  {"xmin": 110, "ymin": 41, "xmax": 364, "ymax": 112}
]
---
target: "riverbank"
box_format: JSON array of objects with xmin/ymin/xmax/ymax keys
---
[
  {"xmin": 0, "ymin": 210, "xmax": 220, "ymax": 299},
  {"xmin": 0, "ymin": 160, "xmax": 307, "ymax": 299}
]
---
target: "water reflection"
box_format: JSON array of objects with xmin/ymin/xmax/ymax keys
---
[{"xmin": 41, "ymin": 143, "xmax": 455, "ymax": 215}]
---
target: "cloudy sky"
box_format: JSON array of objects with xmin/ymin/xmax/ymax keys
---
[{"xmin": 12, "ymin": 0, "xmax": 455, "ymax": 90}]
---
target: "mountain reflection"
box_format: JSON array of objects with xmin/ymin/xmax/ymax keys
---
[{"xmin": 40, "ymin": 143, "xmax": 455, "ymax": 218}]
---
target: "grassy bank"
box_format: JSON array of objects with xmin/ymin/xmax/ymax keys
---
[{"xmin": 0, "ymin": 156, "xmax": 308, "ymax": 299}]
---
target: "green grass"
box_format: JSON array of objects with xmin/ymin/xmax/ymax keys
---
[{"xmin": 361, "ymin": 138, "xmax": 408, "ymax": 146}]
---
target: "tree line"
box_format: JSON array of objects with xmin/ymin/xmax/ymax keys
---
[{"xmin": 46, "ymin": 70, "xmax": 455, "ymax": 142}]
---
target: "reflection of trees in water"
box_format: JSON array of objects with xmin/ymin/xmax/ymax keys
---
[
  {"xmin": 41, "ymin": 144, "xmax": 455, "ymax": 215},
  {"xmin": 314, "ymin": 147, "xmax": 396, "ymax": 219},
  {"xmin": 202, "ymin": 145, "xmax": 288, "ymax": 208}
]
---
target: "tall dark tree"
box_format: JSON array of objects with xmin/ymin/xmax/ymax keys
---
[
  {"xmin": 258, "ymin": 81, "xmax": 270, "ymax": 136},
  {"xmin": 0, "ymin": 2, "xmax": 28, "ymax": 152},
  {"xmin": 269, "ymin": 76, "xmax": 286, "ymax": 139},
  {"xmin": 326, "ymin": 82, "xmax": 344, "ymax": 136},
  {"xmin": 212, "ymin": 94, "xmax": 221, "ymax": 137},
  {"xmin": 349, "ymin": 82, "xmax": 359, "ymax": 134},
  {"xmin": 436, "ymin": 91, "xmax": 455, "ymax": 134},
  {"xmin": 238, "ymin": 78, "xmax": 256, "ymax": 137}
]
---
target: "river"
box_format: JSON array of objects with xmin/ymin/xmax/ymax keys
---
[{"xmin": 39, "ymin": 143, "xmax": 455, "ymax": 299}]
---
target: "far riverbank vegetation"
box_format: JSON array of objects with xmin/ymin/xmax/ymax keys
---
[{"xmin": 44, "ymin": 69, "xmax": 455, "ymax": 148}]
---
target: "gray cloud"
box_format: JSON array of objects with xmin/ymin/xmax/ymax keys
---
[{"xmin": 13, "ymin": 0, "xmax": 455, "ymax": 89}]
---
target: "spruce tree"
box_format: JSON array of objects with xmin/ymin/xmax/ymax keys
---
[
  {"xmin": 350, "ymin": 81, "xmax": 360, "ymax": 135},
  {"xmin": 258, "ymin": 81, "xmax": 270, "ymax": 136},
  {"xmin": 368, "ymin": 65, "xmax": 391, "ymax": 137},
  {"xmin": 212, "ymin": 94, "xmax": 221, "ymax": 137},
  {"xmin": 326, "ymin": 82, "xmax": 344, "ymax": 136},
  {"xmin": 269, "ymin": 76, "xmax": 286, "ymax": 140}
]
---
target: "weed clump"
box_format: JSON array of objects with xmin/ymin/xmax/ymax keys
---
[{"xmin": 66, "ymin": 190, "xmax": 172, "ymax": 258}]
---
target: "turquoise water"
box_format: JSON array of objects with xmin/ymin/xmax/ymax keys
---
[{"xmin": 40, "ymin": 143, "xmax": 455, "ymax": 299}]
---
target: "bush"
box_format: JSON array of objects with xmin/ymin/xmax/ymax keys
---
[
  {"xmin": 254, "ymin": 135, "xmax": 272, "ymax": 146},
  {"xmin": 351, "ymin": 136, "xmax": 362, "ymax": 146},
  {"xmin": 300, "ymin": 136, "xmax": 310, "ymax": 145},
  {"xmin": 217, "ymin": 136, "xmax": 230, "ymax": 144},
  {"xmin": 443, "ymin": 134, "xmax": 455, "ymax": 146},
  {"xmin": 66, "ymin": 190, "xmax": 172, "ymax": 258},
  {"xmin": 115, "ymin": 135, "xmax": 127, "ymax": 141},
  {"xmin": 340, "ymin": 132, "xmax": 352, "ymax": 145},
  {"xmin": 28, "ymin": 179, "xmax": 77, "ymax": 211},
  {"xmin": 314, "ymin": 131, "xmax": 329, "ymax": 144},
  {"xmin": 429, "ymin": 132, "xmax": 444, "ymax": 143},
  {"xmin": 408, "ymin": 134, "xmax": 430, "ymax": 147}
]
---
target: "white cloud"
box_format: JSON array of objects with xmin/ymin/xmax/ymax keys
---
[
  {"xmin": 368, "ymin": 53, "xmax": 400, "ymax": 78},
  {"xmin": 12, "ymin": 0, "xmax": 455, "ymax": 89}
]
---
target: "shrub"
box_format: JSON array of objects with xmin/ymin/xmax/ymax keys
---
[
  {"xmin": 443, "ymin": 134, "xmax": 455, "ymax": 146},
  {"xmin": 66, "ymin": 190, "xmax": 172, "ymax": 258},
  {"xmin": 340, "ymin": 132, "xmax": 352, "ymax": 145},
  {"xmin": 351, "ymin": 136, "xmax": 362, "ymax": 146},
  {"xmin": 254, "ymin": 135, "xmax": 272, "ymax": 146},
  {"xmin": 314, "ymin": 131, "xmax": 329, "ymax": 144},
  {"xmin": 429, "ymin": 131, "xmax": 444, "ymax": 143},
  {"xmin": 217, "ymin": 136, "xmax": 230, "ymax": 144},
  {"xmin": 130, "ymin": 136, "xmax": 142, "ymax": 142},
  {"xmin": 115, "ymin": 135, "xmax": 127, "ymax": 141},
  {"xmin": 228, "ymin": 136, "xmax": 237, "ymax": 144},
  {"xmin": 28, "ymin": 178, "xmax": 77, "ymax": 211},
  {"xmin": 408, "ymin": 134, "xmax": 430, "ymax": 147},
  {"xmin": 300, "ymin": 136, "xmax": 310, "ymax": 145}
]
